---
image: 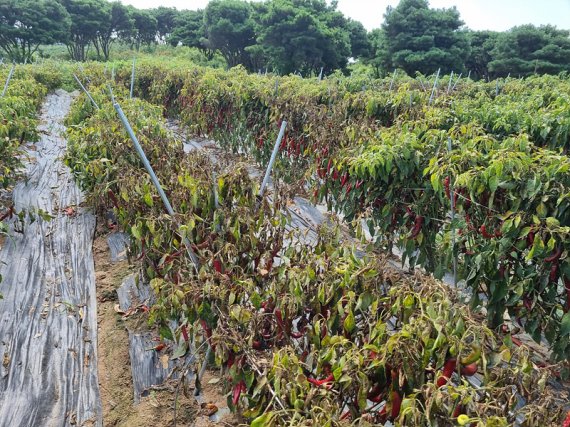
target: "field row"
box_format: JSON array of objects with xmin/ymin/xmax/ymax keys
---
[
  {"xmin": 58, "ymin": 61, "xmax": 570, "ymax": 425},
  {"xmin": 95, "ymin": 60, "xmax": 570, "ymax": 362}
]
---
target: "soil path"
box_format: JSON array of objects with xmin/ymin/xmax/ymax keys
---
[{"xmin": 0, "ymin": 90, "xmax": 101, "ymax": 426}]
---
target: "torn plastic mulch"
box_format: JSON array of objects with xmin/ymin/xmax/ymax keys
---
[{"xmin": 0, "ymin": 91, "xmax": 102, "ymax": 426}]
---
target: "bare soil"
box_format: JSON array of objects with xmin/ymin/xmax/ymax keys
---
[{"xmin": 94, "ymin": 222, "xmax": 239, "ymax": 426}]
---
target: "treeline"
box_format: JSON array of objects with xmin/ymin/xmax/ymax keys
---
[{"xmin": 0, "ymin": 0, "xmax": 569, "ymax": 79}]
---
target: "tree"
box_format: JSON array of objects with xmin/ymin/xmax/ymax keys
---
[
  {"xmin": 152, "ymin": 7, "xmax": 178, "ymax": 43},
  {"xmin": 367, "ymin": 28, "xmax": 390, "ymax": 78},
  {"xmin": 345, "ymin": 19, "xmax": 371, "ymax": 59},
  {"xmin": 0, "ymin": 0, "xmax": 70, "ymax": 63},
  {"xmin": 464, "ymin": 31, "xmax": 499, "ymax": 80},
  {"xmin": 62, "ymin": 0, "xmax": 109, "ymax": 61},
  {"xmin": 254, "ymin": 0, "xmax": 351, "ymax": 75},
  {"xmin": 202, "ymin": 0, "xmax": 255, "ymax": 68},
  {"xmin": 381, "ymin": 0, "xmax": 469, "ymax": 75},
  {"xmin": 128, "ymin": 7, "xmax": 158, "ymax": 51},
  {"xmin": 93, "ymin": 1, "xmax": 133, "ymax": 61},
  {"xmin": 489, "ymin": 25, "xmax": 570, "ymax": 77},
  {"xmin": 168, "ymin": 9, "xmax": 216, "ymax": 59}
]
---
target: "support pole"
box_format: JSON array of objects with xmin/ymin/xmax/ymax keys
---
[
  {"xmin": 73, "ymin": 74, "xmax": 100, "ymax": 110},
  {"xmin": 259, "ymin": 121, "xmax": 287, "ymax": 198},
  {"xmin": 389, "ymin": 69, "xmax": 397, "ymax": 92},
  {"xmin": 451, "ymin": 73, "xmax": 462, "ymax": 91},
  {"xmin": 448, "ymin": 138, "xmax": 457, "ymax": 287},
  {"xmin": 113, "ymin": 101, "xmax": 200, "ymax": 271},
  {"xmin": 428, "ymin": 68, "xmax": 440, "ymax": 105},
  {"xmin": 1, "ymin": 64, "xmax": 15, "ymax": 98},
  {"xmin": 446, "ymin": 71, "xmax": 454, "ymax": 94}
]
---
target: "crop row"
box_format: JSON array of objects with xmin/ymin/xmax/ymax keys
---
[
  {"xmin": 79, "ymin": 60, "xmax": 570, "ymax": 362},
  {"xmin": 0, "ymin": 66, "xmax": 47, "ymax": 236},
  {"xmin": 62, "ymin": 71, "xmax": 569, "ymax": 425}
]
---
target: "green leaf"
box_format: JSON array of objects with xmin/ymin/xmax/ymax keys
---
[
  {"xmin": 560, "ymin": 312, "xmax": 570, "ymax": 337},
  {"xmin": 526, "ymin": 235, "xmax": 544, "ymax": 260},
  {"xmin": 251, "ymin": 412, "xmax": 272, "ymax": 427},
  {"xmin": 143, "ymin": 190, "xmax": 153, "ymax": 207},
  {"xmin": 536, "ymin": 202, "xmax": 547, "ymax": 218},
  {"xmin": 343, "ymin": 310, "xmax": 355, "ymax": 333},
  {"xmin": 131, "ymin": 223, "xmax": 142, "ymax": 240},
  {"xmin": 430, "ymin": 173, "xmax": 440, "ymax": 192},
  {"xmin": 489, "ymin": 175, "xmax": 499, "ymax": 192}
]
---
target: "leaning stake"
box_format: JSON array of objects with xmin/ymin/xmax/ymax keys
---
[
  {"xmin": 113, "ymin": 101, "xmax": 200, "ymax": 271},
  {"xmin": 389, "ymin": 69, "xmax": 397, "ymax": 92},
  {"xmin": 73, "ymin": 74, "xmax": 99, "ymax": 110},
  {"xmin": 451, "ymin": 73, "xmax": 462, "ymax": 91},
  {"xmin": 1, "ymin": 64, "xmax": 15, "ymax": 98},
  {"xmin": 446, "ymin": 71, "xmax": 454, "ymax": 94},
  {"xmin": 428, "ymin": 68, "xmax": 441, "ymax": 105},
  {"xmin": 448, "ymin": 138, "xmax": 457, "ymax": 286},
  {"xmin": 259, "ymin": 120, "xmax": 287, "ymax": 198}
]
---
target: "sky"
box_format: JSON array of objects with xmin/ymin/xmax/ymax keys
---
[{"xmin": 120, "ymin": 0, "xmax": 570, "ymax": 32}]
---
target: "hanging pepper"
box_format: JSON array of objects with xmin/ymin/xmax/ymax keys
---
[{"xmin": 410, "ymin": 216, "xmax": 424, "ymax": 239}]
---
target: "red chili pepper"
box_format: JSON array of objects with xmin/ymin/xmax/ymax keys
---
[
  {"xmin": 340, "ymin": 172, "xmax": 349, "ymax": 187},
  {"xmin": 562, "ymin": 410, "xmax": 570, "ymax": 427},
  {"xmin": 153, "ymin": 343, "xmax": 166, "ymax": 352},
  {"xmin": 550, "ymin": 262, "xmax": 559, "ymax": 283},
  {"xmin": 545, "ymin": 247, "xmax": 562, "ymax": 263},
  {"xmin": 260, "ymin": 300, "xmax": 274, "ymax": 313},
  {"xmin": 232, "ymin": 380, "xmax": 246, "ymax": 405},
  {"xmin": 226, "ymin": 351, "xmax": 235, "ymax": 368},
  {"xmin": 452, "ymin": 404, "xmax": 463, "ymax": 418},
  {"xmin": 436, "ymin": 358, "xmax": 457, "ymax": 388},
  {"xmin": 307, "ymin": 374, "xmax": 334, "ymax": 388},
  {"xmin": 444, "ymin": 176, "xmax": 451, "ymax": 199},
  {"xmin": 320, "ymin": 324, "xmax": 327, "ymax": 339},
  {"xmin": 290, "ymin": 330, "xmax": 304, "ymax": 339},
  {"xmin": 200, "ymin": 319, "xmax": 212, "ymax": 340},
  {"xmin": 460, "ymin": 363, "xmax": 478, "ymax": 376},
  {"xmin": 410, "ymin": 215, "xmax": 424, "ymax": 239},
  {"xmin": 390, "ymin": 391, "xmax": 402, "ymax": 419},
  {"xmin": 523, "ymin": 296, "xmax": 533, "ymax": 310},
  {"xmin": 479, "ymin": 225, "xmax": 495, "ymax": 239},
  {"xmin": 340, "ymin": 411, "xmax": 351, "ymax": 421},
  {"xmin": 499, "ymin": 263, "xmax": 506, "ymax": 280},
  {"xmin": 332, "ymin": 169, "xmax": 339, "ymax": 180},
  {"xmin": 213, "ymin": 259, "xmax": 222, "ymax": 273},
  {"xmin": 274, "ymin": 309, "xmax": 287, "ymax": 336},
  {"xmin": 367, "ymin": 383, "xmax": 383, "ymax": 400},
  {"xmin": 107, "ymin": 189, "xmax": 119, "ymax": 208},
  {"xmin": 527, "ymin": 230, "xmax": 535, "ymax": 247},
  {"xmin": 163, "ymin": 248, "xmax": 185, "ymax": 265}
]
